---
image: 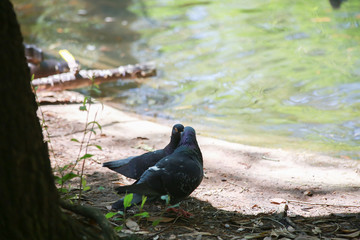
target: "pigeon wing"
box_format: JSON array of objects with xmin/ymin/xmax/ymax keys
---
[
  {"xmin": 157, "ymin": 147, "xmax": 203, "ymax": 203},
  {"xmin": 103, "ymin": 124, "xmax": 184, "ymax": 179},
  {"xmin": 115, "ymin": 164, "xmax": 169, "ymax": 197}
]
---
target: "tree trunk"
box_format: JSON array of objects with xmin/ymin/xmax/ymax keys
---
[{"xmin": 0, "ymin": 1, "xmax": 116, "ymax": 239}]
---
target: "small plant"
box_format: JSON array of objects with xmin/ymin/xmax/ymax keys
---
[
  {"xmin": 105, "ymin": 194, "xmax": 150, "ymax": 232},
  {"xmin": 70, "ymin": 76, "xmax": 103, "ymax": 203},
  {"xmin": 51, "ymin": 77, "xmax": 102, "ymax": 201},
  {"xmin": 133, "ymin": 195, "xmax": 150, "ymax": 220},
  {"xmin": 32, "ymin": 63, "xmax": 103, "ymax": 201},
  {"xmin": 53, "ymin": 164, "xmax": 78, "ymax": 194}
]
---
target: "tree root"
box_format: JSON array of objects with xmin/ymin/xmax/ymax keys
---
[{"xmin": 59, "ymin": 199, "xmax": 120, "ymax": 240}]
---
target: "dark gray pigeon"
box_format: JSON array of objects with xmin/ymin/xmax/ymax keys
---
[
  {"xmin": 103, "ymin": 124, "xmax": 184, "ymax": 180},
  {"xmin": 111, "ymin": 126, "xmax": 203, "ymax": 210}
]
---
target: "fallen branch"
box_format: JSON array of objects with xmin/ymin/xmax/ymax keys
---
[
  {"xmin": 32, "ymin": 62, "xmax": 156, "ymax": 91},
  {"xmin": 288, "ymin": 199, "xmax": 360, "ymax": 208}
]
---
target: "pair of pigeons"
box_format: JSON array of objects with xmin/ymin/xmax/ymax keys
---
[{"xmin": 103, "ymin": 124, "xmax": 203, "ymax": 210}]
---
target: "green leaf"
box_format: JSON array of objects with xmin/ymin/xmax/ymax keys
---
[
  {"xmin": 87, "ymin": 121, "xmax": 102, "ymax": 130},
  {"xmin": 80, "ymin": 153, "xmax": 93, "ymax": 160},
  {"xmin": 94, "ymin": 145, "xmax": 102, "ymax": 150},
  {"xmin": 31, "ymin": 74, "xmax": 35, "ymax": 81},
  {"xmin": 59, "ymin": 164, "xmax": 70, "ymax": 172},
  {"xmin": 81, "ymin": 178, "xmax": 87, "ymax": 187},
  {"xmin": 91, "ymin": 87, "xmax": 102, "ymax": 95},
  {"xmin": 61, "ymin": 172, "xmax": 78, "ymax": 184},
  {"xmin": 58, "ymin": 188, "xmax": 68, "ymax": 193},
  {"xmin": 54, "ymin": 175, "xmax": 61, "ymax": 184},
  {"xmin": 83, "ymin": 96, "xmax": 89, "ymax": 104},
  {"xmin": 88, "ymin": 144, "xmax": 102, "ymax": 150},
  {"xmin": 123, "ymin": 193, "xmax": 133, "ymax": 208},
  {"xmin": 152, "ymin": 219, "xmax": 161, "ymax": 227},
  {"xmin": 81, "ymin": 178, "xmax": 90, "ymax": 192},
  {"xmin": 105, "ymin": 212, "xmax": 118, "ymax": 219},
  {"xmin": 71, "ymin": 138, "xmax": 80, "ymax": 143},
  {"xmin": 98, "ymin": 186, "xmax": 105, "ymax": 190},
  {"xmin": 134, "ymin": 212, "xmax": 149, "ymax": 218},
  {"xmin": 79, "ymin": 105, "xmax": 87, "ymax": 111},
  {"xmin": 140, "ymin": 195, "xmax": 147, "ymax": 210},
  {"xmin": 166, "ymin": 203, "xmax": 180, "ymax": 210},
  {"xmin": 114, "ymin": 226, "xmax": 123, "ymax": 232},
  {"xmin": 68, "ymin": 194, "xmax": 79, "ymax": 200}
]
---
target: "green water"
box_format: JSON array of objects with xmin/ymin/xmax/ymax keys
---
[{"xmin": 14, "ymin": 0, "xmax": 360, "ymax": 159}]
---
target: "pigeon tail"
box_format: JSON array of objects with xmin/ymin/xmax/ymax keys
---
[
  {"xmin": 103, "ymin": 157, "xmax": 134, "ymax": 178},
  {"xmin": 102, "ymin": 156, "xmax": 133, "ymax": 169}
]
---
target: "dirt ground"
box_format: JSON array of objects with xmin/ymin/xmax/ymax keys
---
[{"xmin": 37, "ymin": 92, "xmax": 360, "ymax": 239}]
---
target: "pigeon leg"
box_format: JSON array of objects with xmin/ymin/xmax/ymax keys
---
[{"xmin": 166, "ymin": 207, "xmax": 193, "ymax": 218}]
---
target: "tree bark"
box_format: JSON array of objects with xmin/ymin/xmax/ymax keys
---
[{"xmin": 0, "ymin": 1, "xmax": 118, "ymax": 239}]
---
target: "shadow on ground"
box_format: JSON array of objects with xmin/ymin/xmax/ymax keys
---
[{"xmin": 68, "ymin": 171, "xmax": 360, "ymax": 240}]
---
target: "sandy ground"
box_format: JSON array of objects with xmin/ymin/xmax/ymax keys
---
[{"xmin": 38, "ymin": 100, "xmax": 360, "ymax": 219}]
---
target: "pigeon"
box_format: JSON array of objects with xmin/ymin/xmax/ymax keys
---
[
  {"xmin": 329, "ymin": 0, "xmax": 347, "ymax": 8},
  {"xmin": 111, "ymin": 126, "xmax": 203, "ymax": 210},
  {"xmin": 103, "ymin": 123, "xmax": 184, "ymax": 180}
]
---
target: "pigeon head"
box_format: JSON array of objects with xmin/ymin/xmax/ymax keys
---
[
  {"xmin": 180, "ymin": 126, "xmax": 198, "ymax": 147},
  {"xmin": 164, "ymin": 123, "xmax": 185, "ymax": 154},
  {"xmin": 172, "ymin": 123, "xmax": 184, "ymax": 134},
  {"xmin": 179, "ymin": 126, "xmax": 203, "ymax": 165}
]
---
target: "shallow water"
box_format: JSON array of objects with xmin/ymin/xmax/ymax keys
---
[{"xmin": 14, "ymin": 0, "xmax": 360, "ymax": 159}]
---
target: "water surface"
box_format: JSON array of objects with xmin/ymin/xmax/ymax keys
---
[{"xmin": 14, "ymin": 0, "xmax": 360, "ymax": 159}]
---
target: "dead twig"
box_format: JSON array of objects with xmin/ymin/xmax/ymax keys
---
[
  {"xmin": 288, "ymin": 199, "xmax": 360, "ymax": 208},
  {"xmin": 146, "ymin": 216, "xmax": 181, "ymax": 239},
  {"xmin": 261, "ymin": 156, "xmax": 280, "ymax": 162}
]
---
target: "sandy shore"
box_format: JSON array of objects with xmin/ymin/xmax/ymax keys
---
[{"xmin": 39, "ymin": 100, "xmax": 360, "ymax": 217}]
